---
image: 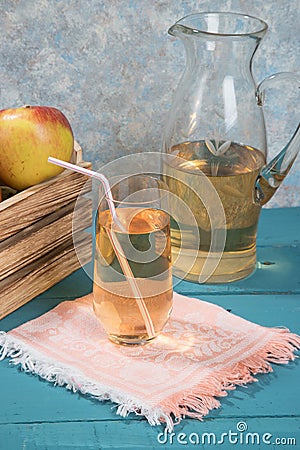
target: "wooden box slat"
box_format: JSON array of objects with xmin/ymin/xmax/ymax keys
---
[
  {"xmin": 0, "ymin": 164, "xmax": 91, "ymax": 243},
  {"xmin": 0, "ymin": 233, "xmax": 92, "ymax": 320},
  {"xmin": 0, "ymin": 142, "xmax": 92, "ymax": 319},
  {"xmin": 0, "ymin": 197, "xmax": 92, "ymax": 281}
]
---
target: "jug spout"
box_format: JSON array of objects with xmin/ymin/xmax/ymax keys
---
[{"xmin": 255, "ymin": 73, "xmax": 300, "ymax": 205}]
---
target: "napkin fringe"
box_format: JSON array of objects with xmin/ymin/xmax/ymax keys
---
[
  {"xmin": 159, "ymin": 328, "xmax": 300, "ymax": 428},
  {"xmin": 1, "ymin": 328, "xmax": 299, "ymax": 431},
  {"xmin": 0, "ymin": 331, "xmax": 174, "ymax": 430}
]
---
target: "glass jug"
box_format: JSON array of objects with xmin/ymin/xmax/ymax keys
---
[{"xmin": 162, "ymin": 12, "xmax": 300, "ymax": 283}]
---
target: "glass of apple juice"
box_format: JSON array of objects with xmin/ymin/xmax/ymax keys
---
[{"xmin": 93, "ymin": 174, "xmax": 173, "ymax": 345}]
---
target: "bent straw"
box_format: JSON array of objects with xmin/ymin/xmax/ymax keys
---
[{"xmin": 48, "ymin": 157, "xmax": 156, "ymax": 339}]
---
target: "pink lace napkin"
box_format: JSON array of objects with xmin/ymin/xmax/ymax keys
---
[{"xmin": 1, "ymin": 293, "xmax": 299, "ymax": 430}]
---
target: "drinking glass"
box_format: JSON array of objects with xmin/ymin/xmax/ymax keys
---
[{"xmin": 93, "ymin": 174, "xmax": 173, "ymax": 345}]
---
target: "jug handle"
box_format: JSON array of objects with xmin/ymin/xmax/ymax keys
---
[{"xmin": 254, "ymin": 72, "xmax": 300, "ymax": 205}]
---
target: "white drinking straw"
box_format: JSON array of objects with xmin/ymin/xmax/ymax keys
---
[{"xmin": 48, "ymin": 156, "xmax": 156, "ymax": 339}]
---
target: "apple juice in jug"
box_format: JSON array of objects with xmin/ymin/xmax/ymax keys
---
[{"xmin": 163, "ymin": 140, "xmax": 266, "ymax": 283}]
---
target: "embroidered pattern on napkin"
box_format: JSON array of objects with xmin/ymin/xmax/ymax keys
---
[{"xmin": 1, "ymin": 293, "xmax": 299, "ymax": 430}]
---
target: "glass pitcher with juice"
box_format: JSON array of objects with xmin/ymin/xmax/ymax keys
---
[{"xmin": 162, "ymin": 12, "xmax": 300, "ymax": 283}]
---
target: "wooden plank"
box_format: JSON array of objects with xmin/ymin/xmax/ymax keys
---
[
  {"xmin": 173, "ymin": 207, "xmax": 300, "ymax": 296},
  {"xmin": 0, "ymin": 163, "xmax": 92, "ymax": 242},
  {"xmin": 0, "ymin": 417, "xmax": 298, "ymax": 450},
  {"xmin": 0, "ymin": 198, "xmax": 92, "ymax": 280},
  {"xmin": 257, "ymin": 206, "xmax": 300, "ymax": 246},
  {"xmin": 174, "ymin": 245, "xmax": 300, "ymax": 295},
  {"xmin": 0, "ymin": 234, "xmax": 92, "ymax": 319}
]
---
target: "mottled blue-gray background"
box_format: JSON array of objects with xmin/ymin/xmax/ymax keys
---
[{"xmin": 1, "ymin": 0, "xmax": 299, "ymax": 207}]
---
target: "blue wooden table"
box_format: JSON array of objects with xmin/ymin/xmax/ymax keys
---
[{"xmin": 0, "ymin": 207, "xmax": 299, "ymax": 450}]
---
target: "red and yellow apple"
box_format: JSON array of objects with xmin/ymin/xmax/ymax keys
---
[{"xmin": 0, "ymin": 105, "xmax": 74, "ymax": 190}]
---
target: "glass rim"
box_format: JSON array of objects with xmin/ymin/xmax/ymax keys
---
[
  {"xmin": 100, "ymin": 173, "xmax": 169, "ymax": 207},
  {"xmin": 169, "ymin": 11, "xmax": 268, "ymax": 38}
]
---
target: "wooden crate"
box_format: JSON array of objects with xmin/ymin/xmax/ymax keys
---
[{"xmin": 0, "ymin": 142, "xmax": 92, "ymax": 319}]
